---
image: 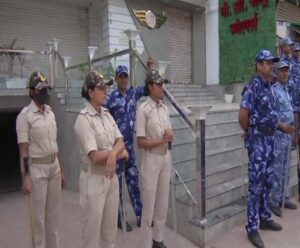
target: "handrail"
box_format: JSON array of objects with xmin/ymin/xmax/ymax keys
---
[
  {"xmin": 133, "ymin": 50, "xmax": 195, "ymax": 133},
  {"xmin": 173, "ymin": 167, "xmax": 197, "ymax": 205},
  {"xmin": 0, "ymin": 48, "xmax": 51, "ymax": 55},
  {"xmin": 65, "ymin": 48, "xmax": 130, "ymax": 72},
  {"xmin": 134, "ymin": 51, "xmax": 198, "ymax": 206},
  {"xmin": 56, "ymin": 51, "xmax": 70, "ymax": 92}
]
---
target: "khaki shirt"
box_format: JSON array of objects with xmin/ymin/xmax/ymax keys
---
[
  {"xmin": 74, "ymin": 102, "xmax": 123, "ymax": 170},
  {"xmin": 16, "ymin": 100, "xmax": 59, "ymax": 158},
  {"xmin": 136, "ymin": 97, "xmax": 172, "ymax": 155}
]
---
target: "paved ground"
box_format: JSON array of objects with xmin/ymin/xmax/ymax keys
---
[
  {"xmin": 1, "ymin": 190, "xmax": 300, "ymax": 248},
  {"xmin": 0, "ymin": 190, "xmax": 198, "ymax": 248},
  {"xmin": 206, "ymin": 198, "xmax": 300, "ymax": 248}
]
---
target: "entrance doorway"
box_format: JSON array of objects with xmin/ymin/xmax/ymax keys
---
[{"xmin": 0, "ymin": 111, "xmax": 21, "ymax": 193}]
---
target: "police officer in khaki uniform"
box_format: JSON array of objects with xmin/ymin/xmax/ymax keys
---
[
  {"xmin": 16, "ymin": 71, "xmax": 64, "ymax": 248},
  {"xmin": 74, "ymin": 71, "xmax": 128, "ymax": 248},
  {"xmin": 136, "ymin": 69, "xmax": 173, "ymax": 248}
]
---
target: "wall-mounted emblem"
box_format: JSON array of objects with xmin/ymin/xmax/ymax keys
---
[{"xmin": 133, "ymin": 9, "xmax": 167, "ymax": 30}]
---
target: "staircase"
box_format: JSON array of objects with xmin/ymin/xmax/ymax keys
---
[
  {"xmin": 164, "ymin": 83, "xmax": 299, "ymax": 246},
  {"xmin": 54, "ymin": 81, "xmax": 299, "ymax": 247},
  {"xmin": 166, "ymin": 84, "xmax": 222, "ymax": 105}
]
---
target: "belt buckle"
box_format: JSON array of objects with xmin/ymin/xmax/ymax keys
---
[{"xmin": 50, "ymin": 154, "xmax": 56, "ymax": 163}]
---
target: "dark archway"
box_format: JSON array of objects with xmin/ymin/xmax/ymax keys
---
[{"xmin": 0, "ymin": 111, "xmax": 21, "ymax": 194}]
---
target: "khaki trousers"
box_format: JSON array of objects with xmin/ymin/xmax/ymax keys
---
[
  {"xmin": 140, "ymin": 151, "xmax": 171, "ymax": 248},
  {"xmin": 29, "ymin": 158, "xmax": 61, "ymax": 248},
  {"xmin": 79, "ymin": 170, "xmax": 119, "ymax": 248}
]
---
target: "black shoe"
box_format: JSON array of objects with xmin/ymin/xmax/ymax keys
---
[
  {"xmin": 271, "ymin": 206, "xmax": 282, "ymax": 217},
  {"xmin": 284, "ymin": 201, "xmax": 297, "ymax": 209},
  {"xmin": 259, "ymin": 220, "xmax": 282, "ymax": 231},
  {"xmin": 137, "ymin": 219, "xmax": 141, "ymax": 228},
  {"xmin": 152, "ymin": 240, "xmax": 167, "ymax": 248},
  {"xmin": 151, "ymin": 221, "xmax": 154, "ymax": 227},
  {"xmin": 247, "ymin": 231, "xmax": 265, "ymax": 248},
  {"xmin": 117, "ymin": 221, "xmax": 133, "ymax": 232}
]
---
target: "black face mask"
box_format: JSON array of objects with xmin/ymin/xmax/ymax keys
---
[{"xmin": 32, "ymin": 91, "xmax": 49, "ymax": 105}]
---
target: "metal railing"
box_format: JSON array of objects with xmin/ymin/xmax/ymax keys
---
[
  {"xmin": 58, "ymin": 30, "xmax": 206, "ymax": 225},
  {"xmin": 0, "ymin": 39, "xmax": 67, "ymax": 89},
  {"xmin": 0, "ymin": 33, "xmax": 207, "ymax": 227}
]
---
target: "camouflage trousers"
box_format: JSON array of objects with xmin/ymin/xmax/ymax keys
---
[
  {"xmin": 245, "ymin": 135, "xmax": 274, "ymax": 234},
  {"xmin": 271, "ymin": 132, "xmax": 292, "ymax": 207},
  {"xmin": 117, "ymin": 144, "xmax": 142, "ymax": 225}
]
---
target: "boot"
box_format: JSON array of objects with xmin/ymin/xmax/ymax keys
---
[{"xmin": 247, "ymin": 231, "xmax": 265, "ymax": 248}]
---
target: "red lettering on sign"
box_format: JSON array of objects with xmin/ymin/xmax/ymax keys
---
[
  {"xmin": 220, "ymin": 1, "xmax": 230, "ymax": 17},
  {"xmin": 234, "ymin": 0, "xmax": 246, "ymax": 14},
  {"xmin": 230, "ymin": 12, "xmax": 258, "ymax": 34},
  {"xmin": 249, "ymin": 0, "xmax": 269, "ymax": 7}
]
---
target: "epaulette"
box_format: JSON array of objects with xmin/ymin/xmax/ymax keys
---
[
  {"xmin": 20, "ymin": 106, "xmax": 29, "ymax": 114},
  {"xmin": 80, "ymin": 108, "xmax": 88, "ymax": 115}
]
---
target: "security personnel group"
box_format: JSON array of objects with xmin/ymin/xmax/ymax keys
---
[{"xmin": 16, "ymin": 38, "xmax": 300, "ymax": 248}]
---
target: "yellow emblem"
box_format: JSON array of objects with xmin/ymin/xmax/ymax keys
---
[
  {"xmin": 133, "ymin": 9, "xmax": 167, "ymax": 30},
  {"xmin": 37, "ymin": 72, "xmax": 46, "ymax": 82}
]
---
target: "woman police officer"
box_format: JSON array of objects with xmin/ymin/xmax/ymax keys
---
[
  {"xmin": 74, "ymin": 71, "xmax": 128, "ymax": 248},
  {"xmin": 136, "ymin": 69, "xmax": 173, "ymax": 248},
  {"xmin": 16, "ymin": 71, "xmax": 64, "ymax": 248}
]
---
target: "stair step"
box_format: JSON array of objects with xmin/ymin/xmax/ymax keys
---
[
  {"xmin": 206, "ymin": 129, "xmax": 242, "ymax": 140},
  {"xmin": 206, "ymin": 110, "xmax": 239, "ymax": 125},
  {"xmin": 193, "ymin": 198, "xmax": 247, "ymax": 228},
  {"xmin": 66, "ymin": 103, "xmax": 85, "ymax": 111},
  {"xmin": 173, "ymin": 129, "xmax": 195, "ymax": 146},
  {"xmin": 66, "ymin": 86, "xmax": 82, "ymax": 92},
  {"xmin": 167, "ymin": 193, "xmax": 203, "ymax": 246},
  {"xmin": 70, "ymin": 80, "xmax": 83, "ymax": 88},
  {"xmin": 180, "ymin": 99, "xmax": 223, "ymax": 105},
  {"xmin": 206, "ymin": 145, "xmax": 245, "ymax": 171},
  {"xmin": 67, "ymin": 91, "xmax": 82, "ymax": 98},
  {"xmin": 171, "ymin": 92, "xmax": 215, "ymax": 97},
  {"xmin": 168, "ymin": 88, "xmax": 210, "ymax": 94},
  {"xmin": 175, "ymin": 95, "xmax": 218, "ymax": 101},
  {"xmin": 54, "ymin": 87, "xmax": 65, "ymax": 93},
  {"xmin": 173, "ymin": 159, "xmax": 196, "ymax": 185},
  {"xmin": 56, "ymin": 92, "xmax": 65, "ymax": 99},
  {"xmin": 174, "ymin": 178, "xmax": 196, "ymax": 199},
  {"xmin": 207, "ymin": 177, "xmax": 247, "ymax": 199},
  {"xmin": 206, "ymin": 121, "xmax": 241, "ymax": 138},
  {"xmin": 167, "ymin": 84, "xmax": 204, "ymax": 89},
  {"xmin": 206, "ymin": 144, "xmax": 243, "ymax": 157},
  {"xmin": 176, "ymin": 163, "xmax": 298, "ymax": 214},
  {"xmin": 171, "ymin": 142, "xmax": 196, "ymax": 165},
  {"xmin": 67, "ymin": 97, "xmax": 85, "ymax": 104},
  {"xmin": 206, "ymin": 161, "xmax": 247, "ymax": 176},
  {"xmin": 206, "ymin": 132, "xmax": 243, "ymax": 151},
  {"xmin": 206, "ymin": 163, "xmax": 246, "ymax": 188},
  {"xmin": 206, "ymin": 179, "xmax": 248, "ymax": 212}
]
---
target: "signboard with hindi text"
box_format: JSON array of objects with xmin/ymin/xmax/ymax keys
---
[{"xmin": 219, "ymin": 0, "xmax": 276, "ymax": 84}]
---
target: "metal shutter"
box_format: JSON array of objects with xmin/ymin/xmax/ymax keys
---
[
  {"xmin": 167, "ymin": 7, "xmax": 192, "ymax": 84},
  {"xmin": 0, "ymin": 0, "xmax": 89, "ymax": 69},
  {"xmin": 276, "ymin": 1, "xmax": 300, "ymax": 23}
]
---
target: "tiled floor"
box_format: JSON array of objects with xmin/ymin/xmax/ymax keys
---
[
  {"xmin": 207, "ymin": 198, "xmax": 300, "ymax": 248},
  {"xmin": 1, "ymin": 190, "xmax": 300, "ymax": 248},
  {"xmin": 0, "ymin": 190, "xmax": 198, "ymax": 248}
]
